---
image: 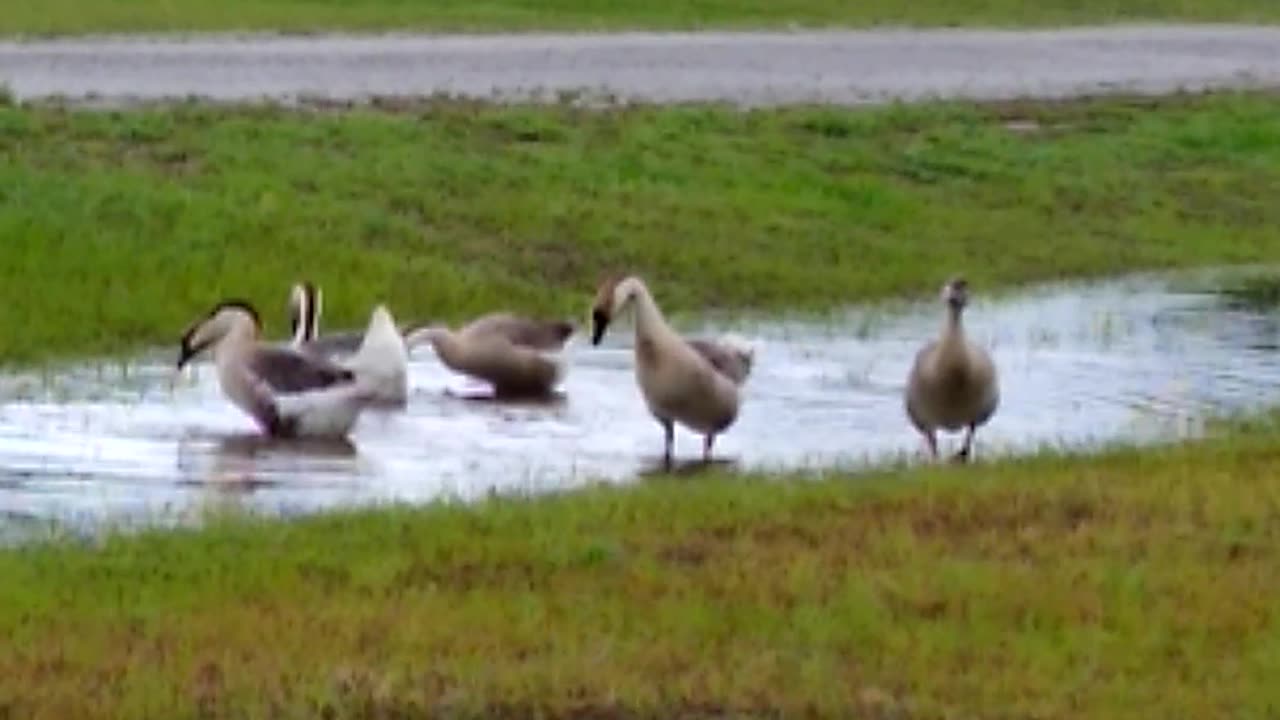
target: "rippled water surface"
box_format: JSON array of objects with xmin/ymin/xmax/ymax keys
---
[{"xmin": 2, "ymin": 271, "xmax": 1280, "ymax": 535}]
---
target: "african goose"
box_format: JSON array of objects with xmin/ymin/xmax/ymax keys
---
[
  {"xmin": 905, "ymin": 277, "xmax": 999, "ymax": 461},
  {"xmin": 288, "ymin": 281, "xmax": 410, "ymax": 406},
  {"xmin": 177, "ymin": 299, "xmax": 404, "ymax": 439},
  {"xmin": 289, "ymin": 282, "xmax": 367, "ymax": 357},
  {"xmin": 590, "ymin": 275, "xmax": 754, "ymax": 463},
  {"xmin": 404, "ymin": 313, "xmax": 575, "ymax": 398}
]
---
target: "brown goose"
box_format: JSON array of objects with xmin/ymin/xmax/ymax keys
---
[
  {"xmin": 905, "ymin": 277, "xmax": 999, "ymax": 461},
  {"xmin": 590, "ymin": 274, "xmax": 754, "ymax": 463},
  {"xmin": 404, "ymin": 312, "xmax": 575, "ymax": 398}
]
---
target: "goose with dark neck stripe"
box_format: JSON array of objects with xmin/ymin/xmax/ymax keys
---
[{"xmin": 288, "ymin": 281, "xmax": 410, "ymax": 407}]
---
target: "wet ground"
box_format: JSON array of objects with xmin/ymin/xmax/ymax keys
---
[
  {"xmin": 2, "ymin": 25, "xmax": 1280, "ymax": 107},
  {"xmin": 1, "ymin": 270, "xmax": 1279, "ymax": 538}
]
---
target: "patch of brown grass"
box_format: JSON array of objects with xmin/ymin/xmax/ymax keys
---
[{"xmin": 0, "ymin": 433, "xmax": 1278, "ymax": 717}]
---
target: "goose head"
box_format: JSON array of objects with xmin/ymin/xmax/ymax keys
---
[
  {"xmin": 590, "ymin": 275, "xmax": 629, "ymax": 346},
  {"xmin": 178, "ymin": 300, "xmax": 262, "ymax": 369},
  {"xmin": 941, "ymin": 277, "xmax": 969, "ymax": 312},
  {"xmin": 288, "ymin": 281, "xmax": 321, "ymax": 344}
]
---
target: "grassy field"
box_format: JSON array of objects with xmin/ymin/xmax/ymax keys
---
[
  {"xmin": 2, "ymin": 0, "xmax": 1280, "ymax": 35},
  {"xmin": 1, "ymin": 429, "xmax": 1277, "ymax": 718},
  {"xmin": 2, "ymin": 91, "xmax": 1280, "ymax": 717},
  {"xmin": 3, "ymin": 92, "xmax": 1280, "ymax": 365}
]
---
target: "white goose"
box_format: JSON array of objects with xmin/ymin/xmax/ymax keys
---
[
  {"xmin": 287, "ymin": 282, "xmax": 409, "ymax": 406},
  {"xmin": 177, "ymin": 298, "xmax": 405, "ymax": 438},
  {"xmin": 905, "ymin": 277, "xmax": 999, "ymax": 462},
  {"xmin": 590, "ymin": 275, "xmax": 754, "ymax": 463},
  {"xmin": 404, "ymin": 313, "xmax": 575, "ymax": 398}
]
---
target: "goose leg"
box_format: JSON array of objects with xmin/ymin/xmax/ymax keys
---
[
  {"xmin": 703, "ymin": 434, "xmax": 715, "ymax": 462},
  {"xmin": 922, "ymin": 430, "xmax": 938, "ymax": 461},
  {"xmin": 661, "ymin": 418, "xmax": 675, "ymax": 468},
  {"xmin": 954, "ymin": 424, "xmax": 976, "ymax": 463}
]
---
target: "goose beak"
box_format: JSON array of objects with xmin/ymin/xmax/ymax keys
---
[
  {"xmin": 177, "ymin": 333, "xmax": 211, "ymax": 370},
  {"xmin": 942, "ymin": 277, "xmax": 969, "ymax": 309},
  {"xmin": 177, "ymin": 341, "xmax": 198, "ymax": 370},
  {"xmin": 590, "ymin": 308, "xmax": 610, "ymax": 346}
]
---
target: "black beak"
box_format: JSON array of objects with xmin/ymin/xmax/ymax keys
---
[
  {"xmin": 177, "ymin": 338, "xmax": 206, "ymax": 369},
  {"xmin": 591, "ymin": 309, "xmax": 610, "ymax": 346}
]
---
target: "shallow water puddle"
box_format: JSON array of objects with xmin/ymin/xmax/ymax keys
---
[{"xmin": 2, "ymin": 271, "xmax": 1280, "ymax": 534}]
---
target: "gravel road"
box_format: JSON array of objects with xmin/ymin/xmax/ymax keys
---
[{"xmin": 1, "ymin": 24, "xmax": 1278, "ymax": 106}]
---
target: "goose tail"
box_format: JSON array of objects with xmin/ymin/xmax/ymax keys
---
[
  {"xmin": 345, "ymin": 304, "xmax": 409, "ymax": 402},
  {"xmin": 718, "ymin": 332, "xmax": 758, "ymax": 382}
]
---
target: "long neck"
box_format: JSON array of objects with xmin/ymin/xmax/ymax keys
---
[
  {"xmin": 307, "ymin": 288, "xmax": 322, "ymax": 339},
  {"xmin": 290, "ymin": 290, "xmax": 319, "ymax": 345},
  {"xmin": 215, "ymin": 317, "xmax": 258, "ymax": 363},
  {"xmin": 942, "ymin": 304, "xmax": 964, "ymax": 337},
  {"xmin": 405, "ymin": 325, "xmax": 463, "ymax": 364},
  {"xmin": 937, "ymin": 304, "xmax": 968, "ymax": 363},
  {"xmin": 290, "ymin": 301, "xmax": 309, "ymax": 346},
  {"xmin": 618, "ymin": 277, "xmax": 671, "ymax": 339}
]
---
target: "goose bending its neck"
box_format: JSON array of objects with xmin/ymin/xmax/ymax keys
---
[
  {"xmin": 404, "ymin": 313, "xmax": 575, "ymax": 398},
  {"xmin": 904, "ymin": 277, "xmax": 999, "ymax": 462},
  {"xmin": 177, "ymin": 298, "xmax": 388, "ymax": 439},
  {"xmin": 591, "ymin": 275, "xmax": 754, "ymax": 465}
]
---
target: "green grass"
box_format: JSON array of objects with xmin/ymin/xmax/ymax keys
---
[
  {"xmin": 3, "ymin": 0, "xmax": 1280, "ymax": 35},
  {"xmin": 4, "ymin": 92, "xmax": 1280, "ymax": 717},
  {"xmin": 4, "ymin": 92, "xmax": 1280, "ymax": 366},
  {"xmin": 1217, "ymin": 271, "xmax": 1280, "ymax": 309},
  {"xmin": 2, "ymin": 431, "xmax": 1278, "ymax": 718}
]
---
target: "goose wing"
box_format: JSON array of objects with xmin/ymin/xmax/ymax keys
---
[
  {"xmin": 462, "ymin": 313, "xmax": 574, "ymax": 351},
  {"xmin": 687, "ymin": 338, "xmax": 752, "ymax": 385},
  {"xmin": 908, "ymin": 340, "xmax": 937, "ymax": 378},
  {"xmin": 247, "ymin": 345, "xmax": 356, "ymax": 394}
]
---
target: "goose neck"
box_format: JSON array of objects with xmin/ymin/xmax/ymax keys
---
[
  {"xmin": 215, "ymin": 319, "xmax": 257, "ymax": 362},
  {"xmin": 942, "ymin": 304, "xmax": 965, "ymax": 335},
  {"xmin": 618, "ymin": 277, "xmax": 668, "ymax": 337},
  {"xmin": 407, "ymin": 325, "xmax": 460, "ymax": 360}
]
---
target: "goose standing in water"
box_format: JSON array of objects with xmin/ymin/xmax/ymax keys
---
[
  {"xmin": 590, "ymin": 275, "xmax": 754, "ymax": 464},
  {"xmin": 287, "ymin": 281, "xmax": 410, "ymax": 406},
  {"xmin": 404, "ymin": 313, "xmax": 575, "ymax": 399},
  {"xmin": 177, "ymin": 299, "xmax": 405, "ymax": 438},
  {"xmin": 905, "ymin": 277, "xmax": 999, "ymax": 462}
]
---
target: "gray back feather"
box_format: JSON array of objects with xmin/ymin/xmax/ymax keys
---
[
  {"xmin": 248, "ymin": 346, "xmax": 355, "ymax": 394},
  {"xmin": 687, "ymin": 338, "xmax": 753, "ymax": 385},
  {"xmin": 299, "ymin": 331, "xmax": 368, "ymax": 358},
  {"xmin": 462, "ymin": 313, "xmax": 574, "ymax": 351}
]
